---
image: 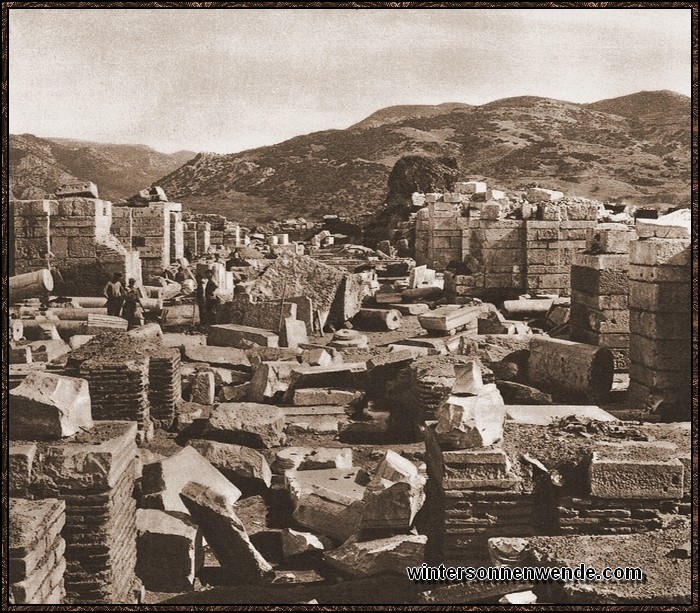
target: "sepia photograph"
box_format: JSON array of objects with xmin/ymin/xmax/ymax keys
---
[{"xmin": 4, "ymin": 3, "xmax": 696, "ymax": 607}]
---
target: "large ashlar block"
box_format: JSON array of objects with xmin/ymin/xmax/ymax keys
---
[
  {"xmin": 9, "ymin": 372, "xmax": 93, "ymax": 440},
  {"xmin": 208, "ymin": 324, "xmax": 279, "ymax": 349},
  {"xmin": 9, "ymin": 443, "xmax": 37, "ymax": 494},
  {"xmin": 141, "ymin": 445, "xmax": 242, "ymax": 514},
  {"xmin": 435, "ymin": 384, "xmax": 506, "ymax": 449},
  {"xmin": 629, "ymin": 238, "xmax": 691, "ymax": 267},
  {"xmin": 272, "ymin": 447, "xmax": 353, "ymax": 473},
  {"xmin": 287, "ymin": 468, "xmax": 366, "ymax": 542},
  {"xmin": 189, "ymin": 439, "xmax": 272, "ymax": 488},
  {"xmin": 248, "ymin": 360, "xmax": 297, "ymax": 403},
  {"xmin": 180, "ymin": 482, "xmax": 274, "ymax": 584},
  {"xmin": 589, "ymin": 446, "xmax": 684, "ymax": 500},
  {"xmin": 585, "ymin": 223, "xmax": 635, "ymax": 254},
  {"xmin": 362, "ymin": 450, "xmax": 426, "ymax": 530},
  {"xmin": 629, "ymin": 280, "xmax": 691, "ymax": 313},
  {"xmin": 135, "ymin": 509, "xmax": 203, "ymax": 592},
  {"xmin": 528, "ymin": 337, "xmax": 614, "ymax": 402},
  {"xmin": 442, "ymin": 448, "xmax": 512, "ymax": 481},
  {"xmin": 204, "ymin": 403, "xmax": 286, "ymax": 448}
]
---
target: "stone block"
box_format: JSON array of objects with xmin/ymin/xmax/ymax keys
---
[
  {"xmin": 505, "ymin": 404, "xmax": 616, "ymax": 426},
  {"xmin": 324, "ymin": 534, "xmax": 426, "ymax": 577},
  {"xmin": 208, "ymin": 324, "xmax": 279, "ymax": 349},
  {"xmin": 67, "ymin": 237, "xmax": 96, "ymax": 258},
  {"xmin": 564, "ymin": 202, "xmax": 599, "ymax": 220},
  {"xmin": 570, "ymin": 304, "xmax": 629, "ymax": 334},
  {"xmin": 442, "ymin": 448, "xmax": 511, "ymax": 481},
  {"xmin": 362, "ymin": 450, "xmax": 426, "ymax": 530},
  {"xmin": 628, "ymin": 309, "xmax": 689, "ymax": 340},
  {"xmin": 179, "ymin": 482, "xmax": 274, "ymax": 583},
  {"xmin": 281, "ymin": 317, "xmax": 308, "ymax": 348},
  {"xmin": 589, "ymin": 447, "xmax": 684, "ymax": 500},
  {"xmin": 9, "ymin": 372, "xmax": 93, "ymax": 440},
  {"xmin": 281, "ymin": 529, "xmax": 326, "ymax": 558},
  {"xmin": 141, "ymin": 445, "xmax": 242, "ymax": 514},
  {"xmin": 301, "ymin": 347, "xmax": 334, "ymax": 367},
  {"xmin": 290, "ymin": 388, "xmax": 361, "ymax": 406},
  {"xmin": 55, "ymin": 182, "xmax": 99, "ymax": 199},
  {"xmin": 571, "ymin": 266, "xmax": 629, "ymax": 296},
  {"xmin": 190, "ymin": 370, "xmax": 215, "ymax": 405},
  {"xmin": 586, "ymin": 223, "xmax": 635, "ymax": 254},
  {"xmin": 183, "ymin": 345, "xmax": 251, "ymax": 370},
  {"xmin": 628, "ymin": 363, "xmax": 688, "ymax": 391},
  {"xmin": 629, "ymin": 238, "xmax": 691, "ymax": 267},
  {"xmin": 527, "ymin": 187, "xmax": 563, "ymax": 203},
  {"xmin": 27, "ymin": 339, "xmax": 71, "ymax": 363},
  {"xmin": 571, "ymin": 252, "xmax": 629, "ymax": 271},
  {"xmin": 9, "ymin": 443, "xmax": 37, "ymax": 494},
  {"xmin": 248, "ymin": 360, "xmax": 296, "ymax": 403},
  {"xmin": 136, "ymin": 509, "xmax": 203, "ymax": 592},
  {"xmin": 627, "ymin": 263, "xmax": 690, "ymax": 284},
  {"xmin": 570, "ymin": 290, "xmax": 628, "ymax": 311},
  {"xmin": 435, "ymin": 384, "xmax": 506, "ymax": 449},
  {"xmin": 272, "ymin": 447, "xmax": 353, "ymax": 473},
  {"xmin": 636, "ymin": 217, "xmax": 691, "ymax": 239},
  {"xmin": 204, "ymin": 403, "xmax": 286, "ymax": 448},
  {"xmin": 286, "ymin": 363, "xmax": 368, "ymax": 392},
  {"xmin": 451, "ymin": 361, "xmax": 484, "ymax": 395},
  {"xmin": 9, "ymin": 345, "xmax": 33, "ymax": 364},
  {"xmin": 288, "ymin": 468, "xmax": 366, "ymax": 542},
  {"xmin": 629, "ymin": 280, "xmax": 691, "ymax": 313},
  {"xmin": 629, "ymin": 335, "xmax": 691, "ymax": 370},
  {"xmin": 189, "ymin": 440, "xmax": 272, "ymax": 488}
]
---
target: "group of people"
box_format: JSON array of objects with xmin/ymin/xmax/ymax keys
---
[{"xmin": 103, "ymin": 272, "xmax": 144, "ymax": 330}]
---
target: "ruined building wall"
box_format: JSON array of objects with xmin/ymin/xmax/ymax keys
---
[
  {"xmin": 112, "ymin": 202, "xmax": 183, "ymax": 282},
  {"xmin": 11, "ymin": 199, "xmax": 140, "ymax": 296},
  {"xmin": 10, "ymin": 199, "xmax": 52, "ymax": 276},
  {"xmin": 627, "ymin": 221, "xmax": 692, "ymax": 419},
  {"xmin": 430, "ymin": 201, "xmax": 598, "ymax": 299}
]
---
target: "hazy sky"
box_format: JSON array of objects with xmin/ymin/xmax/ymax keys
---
[{"xmin": 9, "ymin": 7, "xmax": 692, "ymax": 154}]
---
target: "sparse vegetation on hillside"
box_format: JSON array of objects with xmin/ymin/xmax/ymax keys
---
[{"xmin": 10, "ymin": 91, "xmax": 690, "ymax": 222}]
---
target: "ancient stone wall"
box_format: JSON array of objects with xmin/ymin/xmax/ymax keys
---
[
  {"xmin": 11, "ymin": 198, "xmax": 140, "ymax": 296},
  {"xmin": 628, "ymin": 219, "xmax": 692, "ymax": 419},
  {"xmin": 418, "ymin": 197, "xmax": 598, "ymax": 298},
  {"xmin": 112, "ymin": 202, "xmax": 183, "ymax": 282}
]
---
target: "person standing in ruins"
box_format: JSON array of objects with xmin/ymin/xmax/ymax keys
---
[
  {"xmin": 204, "ymin": 269, "xmax": 220, "ymax": 325},
  {"xmin": 122, "ymin": 278, "xmax": 144, "ymax": 330},
  {"xmin": 195, "ymin": 271, "xmax": 207, "ymax": 325},
  {"xmin": 103, "ymin": 272, "xmax": 125, "ymax": 317}
]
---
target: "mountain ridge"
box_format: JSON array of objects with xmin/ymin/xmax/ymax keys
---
[
  {"xmin": 10, "ymin": 90, "xmax": 690, "ymax": 224},
  {"xmin": 9, "ymin": 134, "xmax": 195, "ymax": 202}
]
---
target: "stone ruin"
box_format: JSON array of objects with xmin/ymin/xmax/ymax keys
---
[{"xmin": 7, "ymin": 179, "xmax": 693, "ymax": 605}]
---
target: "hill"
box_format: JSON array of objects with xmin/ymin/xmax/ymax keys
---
[
  {"xmin": 10, "ymin": 91, "xmax": 690, "ymax": 223},
  {"xmin": 154, "ymin": 91, "xmax": 690, "ymax": 224},
  {"xmin": 9, "ymin": 134, "xmax": 195, "ymax": 201}
]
